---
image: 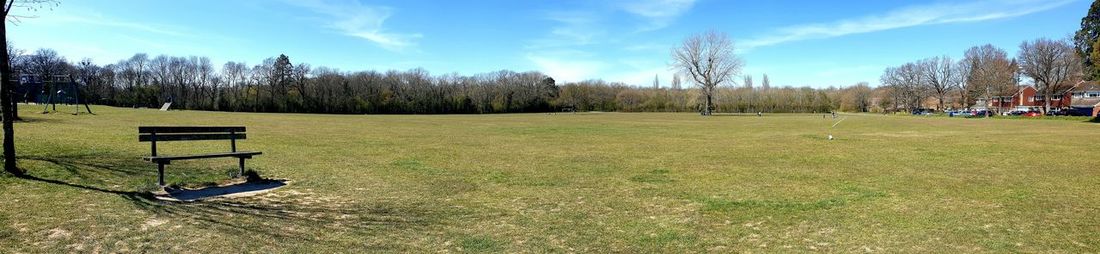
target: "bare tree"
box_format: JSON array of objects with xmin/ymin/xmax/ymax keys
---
[
  {"xmin": 670, "ymin": 74, "xmax": 681, "ymax": 90},
  {"xmin": 761, "ymin": 73, "xmax": 770, "ymax": 90},
  {"xmin": 880, "ymin": 67, "xmax": 902, "ymax": 112},
  {"xmin": 881, "ymin": 64, "xmax": 927, "ymax": 112},
  {"xmin": 671, "ymin": 30, "xmax": 743, "ymax": 115},
  {"xmin": 963, "ymin": 44, "xmax": 1017, "ymax": 115},
  {"xmin": 953, "ymin": 59, "xmax": 972, "ymax": 108},
  {"xmin": 919, "ymin": 56, "xmax": 960, "ymax": 111},
  {"xmin": 1018, "ymin": 38, "xmax": 1083, "ymax": 113},
  {"xmin": 850, "ymin": 82, "xmax": 872, "ymax": 112}
]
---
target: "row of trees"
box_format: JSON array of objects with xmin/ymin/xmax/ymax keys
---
[
  {"xmin": 15, "ymin": 51, "xmax": 565, "ymax": 114},
  {"xmin": 12, "ymin": 46, "xmax": 872, "ymax": 115},
  {"xmin": 880, "ymin": 37, "xmax": 1082, "ymax": 114}
]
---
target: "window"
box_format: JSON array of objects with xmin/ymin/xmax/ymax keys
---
[{"xmin": 1088, "ymin": 92, "xmax": 1100, "ymax": 97}]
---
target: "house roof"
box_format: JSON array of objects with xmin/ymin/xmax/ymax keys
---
[
  {"xmin": 1010, "ymin": 85, "xmax": 1033, "ymax": 97},
  {"xmin": 1071, "ymin": 81, "xmax": 1100, "ymax": 92},
  {"xmin": 1070, "ymin": 97, "xmax": 1100, "ymax": 107}
]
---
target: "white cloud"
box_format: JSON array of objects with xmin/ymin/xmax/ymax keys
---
[
  {"xmin": 526, "ymin": 52, "xmax": 607, "ymax": 82},
  {"xmin": 740, "ymin": 0, "xmax": 1074, "ymax": 50},
  {"xmin": 619, "ymin": 0, "xmax": 696, "ymax": 31},
  {"xmin": 289, "ymin": 0, "xmax": 421, "ymax": 52},
  {"xmin": 527, "ymin": 51, "xmax": 678, "ymax": 87}
]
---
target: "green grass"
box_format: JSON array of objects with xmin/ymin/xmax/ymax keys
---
[{"xmin": 1, "ymin": 105, "xmax": 1099, "ymax": 252}]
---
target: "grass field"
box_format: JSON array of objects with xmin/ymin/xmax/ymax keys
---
[{"xmin": 1, "ymin": 105, "xmax": 1098, "ymax": 252}]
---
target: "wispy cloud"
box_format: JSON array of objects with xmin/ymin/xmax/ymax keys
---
[
  {"xmin": 45, "ymin": 11, "xmax": 189, "ymax": 37},
  {"xmin": 527, "ymin": 10, "xmax": 605, "ymax": 49},
  {"xmin": 288, "ymin": 0, "xmax": 421, "ymax": 52},
  {"xmin": 740, "ymin": 0, "xmax": 1074, "ymax": 50},
  {"xmin": 619, "ymin": 0, "xmax": 696, "ymax": 31}
]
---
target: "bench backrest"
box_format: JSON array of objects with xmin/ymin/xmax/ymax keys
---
[
  {"xmin": 139, "ymin": 126, "xmax": 247, "ymax": 156},
  {"xmin": 138, "ymin": 126, "xmax": 246, "ymax": 142}
]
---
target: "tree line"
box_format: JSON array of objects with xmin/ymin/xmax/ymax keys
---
[
  {"xmin": 10, "ymin": 46, "xmax": 876, "ymax": 115},
  {"xmin": 879, "ymin": 37, "xmax": 1083, "ymax": 114}
]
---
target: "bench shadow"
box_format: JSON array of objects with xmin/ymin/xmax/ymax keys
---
[
  {"xmin": 15, "ymin": 152, "xmax": 437, "ymax": 249},
  {"xmin": 161, "ymin": 179, "xmax": 288, "ymax": 201}
]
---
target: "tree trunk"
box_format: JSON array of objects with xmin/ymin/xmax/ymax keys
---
[
  {"xmin": 938, "ymin": 94, "xmax": 945, "ymax": 111},
  {"xmin": 0, "ymin": 19, "xmax": 19, "ymax": 175},
  {"xmin": 704, "ymin": 88, "xmax": 713, "ymax": 116},
  {"xmin": 9, "ymin": 93, "xmax": 15, "ymax": 120},
  {"xmin": 987, "ymin": 93, "xmax": 993, "ymax": 118},
  {"xmin": 1044, "ymin": 91, "xmax": 1052, "ymax": 115}
]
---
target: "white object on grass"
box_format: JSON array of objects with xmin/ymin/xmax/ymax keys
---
[
  {"xmin": 828, "ymin": 117, "xmax": 845, "ymax": 140},
  {"xmin": 159, "ymin": 102, "xmax": 172, "ymax": 111}
]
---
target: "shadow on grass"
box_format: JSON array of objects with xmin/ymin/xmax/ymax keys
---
[
  {"xmin": 11, "ymin": 115, "xmax": 69, "ymax": 124},
  {"xmin": 162, "ymin": 178, "xmax": 287, "ymax": 201},
  {"xmin": 14, "ymin": 152, "xmax": 438, "ymax": 249},
  {"xmin": 707, "ymin": 113, "xmax": 765, "ymax": 117},
  {"xmin": 1089, "ymin": 117, "xmax": 1100, "ymax": 123},
  {"xmin": 20, "ymin": 154, "xmax": 155, "ymax": 183}
]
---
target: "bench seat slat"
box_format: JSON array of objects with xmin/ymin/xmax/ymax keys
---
[
  {"xmin": 139, "ymin": 126, "xmax": 246, "ymax": 134},
  {"xmin": 143, "ymin": 151, "xmax": 262, "ymax": 162},
  {"xmin": 139, "ymin": 133, "xmax": 246, "ymax": 142}
]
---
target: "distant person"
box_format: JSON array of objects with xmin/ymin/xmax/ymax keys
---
[{"xmin": 757, "ymin": 112, "xmax": 762, "ymax": 117}]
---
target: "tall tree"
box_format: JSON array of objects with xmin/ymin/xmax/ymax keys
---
[
  {"xmin": 670, "ymin": 74, "xmax": 681, "ymax": 90},
  {"xmin": 1075, "ymin": 0, "xmax": 1100, "ymax": 80},
  {"xmin": 761, "ymin": 73, "xmax": 770, "ymax": 90},
  {"xmin": 652, "ymin": 74, "xmax": 659, "ymax": 89},
  {"xmin": 963, "ymin": 44, "xmax": 1017, "ymax": 115},
  {"xmin": 2, "ymin": 0, "xmax": 59, "ymax": 175},
  {"xmin": 671, "ymin": 30, "xmax": 743, "ymax": 115},
  {"xmin": 1018, "ymin": 38, "xmax": 1083, "ymax": 113},
  {"xmin": 919, "ymin": 56, "xmax": 960, "ymax": 111}
]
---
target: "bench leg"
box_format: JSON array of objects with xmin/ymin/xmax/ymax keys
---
[
  {"xmin": 157, "ymin": 163, "xmax": 166, "ymax": 187},
  {"xmin": 238, "ymin": 157, "xmax": 246, "ymax": 177}
]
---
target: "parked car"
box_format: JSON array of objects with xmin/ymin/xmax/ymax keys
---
[
  {"xmin": 1022, "ymin": 111, "xmax": 1042, "ymax": 117},
  {"xmin": 1068, "ymin": 108, "xmax": 1094, "ymax": 116},
  {"xmin": 949, "ymin": 110, "xmax": 972, "ymax": 117},
  {"xmin": 970, "ymin": 110, "xmax": 993, "ymax": 117},
  {"xmin": 1046, "ymin": 109, "xmax": 1068, "ymax": 116},
  {"xmin": 911, "ymin": 108, "xmax": 934, "ymax": 115}
]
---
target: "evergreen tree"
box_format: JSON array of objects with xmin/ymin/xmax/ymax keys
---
[{"xmin": 1075, "ymin": 0, "xmax": 1100, "ymax": 80}]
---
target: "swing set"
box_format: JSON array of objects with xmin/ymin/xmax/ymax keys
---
[{"xmin": 17, "ymin": 74, "xmax": 94, "ymax": 115}]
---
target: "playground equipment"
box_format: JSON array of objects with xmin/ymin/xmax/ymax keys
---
[{"xmin": 20, "ymin": 74, "xmax": 93, "ymax": 115}]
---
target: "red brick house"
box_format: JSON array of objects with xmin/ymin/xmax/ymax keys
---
[{"xmin": 985, "ymin": 85, "xmax": 1077, "ymax": 112}]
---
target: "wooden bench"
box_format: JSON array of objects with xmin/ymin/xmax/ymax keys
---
[{"xmin": 139, "ymin": 126, "xmax": 262, "ymax": 186}]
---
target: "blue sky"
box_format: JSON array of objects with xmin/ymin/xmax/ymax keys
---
[{"xmin": 7, "ymin": 0, "xmax": 1088, "ymax": 88}]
